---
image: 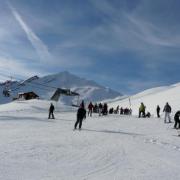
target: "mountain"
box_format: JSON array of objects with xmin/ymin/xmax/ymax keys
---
[
  {"xmin": 109, "ymin": 83, "xmax": 180, "ymax": 116},
  {"xmin": 0, "ymin": 71, "xmax": 122, "ymax": 105}
]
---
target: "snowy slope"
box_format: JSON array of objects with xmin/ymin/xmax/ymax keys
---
[
  {"xmin": 109, "ymin": 83, "xmax": 180, "ymax": 116},
  {"xmin": 0, "ymin": 99, "xmax": 180, "ymax": 180},
  {"xmin": 0, "ymin": 71, "xmax": 121, "ymax": 105}
]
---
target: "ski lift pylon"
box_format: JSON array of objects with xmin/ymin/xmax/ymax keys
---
[{"xmin": 2, "ymin": 80, "xmax": 11, "ymax": 97}]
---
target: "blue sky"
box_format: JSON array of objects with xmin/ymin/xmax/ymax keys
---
[{"xmin": 0, "ymin": 0, "xmax": 180, "ymax": 94}]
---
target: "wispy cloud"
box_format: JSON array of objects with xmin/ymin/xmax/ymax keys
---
[
  {"xmin": 7, "ymin": 1, "xmax": 52, "ymax": 63},
  {"xmin": 0, "ymin": 55, "xmax": 46, "ymax": 79},
  {"xmin": 124, "ymin": 13, "xmax": 180, "ymax": 48},
  {"xmin": 90, "ymin": 0, "xmax": 180, "ymax": 54}
]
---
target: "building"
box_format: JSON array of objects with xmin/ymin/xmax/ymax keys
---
[{"xmin": 15, "ymin": 92, "xmax": 39, "ymax": 100}]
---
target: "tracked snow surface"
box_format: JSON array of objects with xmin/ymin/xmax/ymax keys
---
[{"xmin": 0, "ymin": 97, "xmax": 180, "ymax": 180}]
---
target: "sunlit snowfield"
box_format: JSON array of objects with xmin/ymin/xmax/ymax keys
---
[{"xmin": 0, "ymin": 100, "xmax": 179, "ymax": 180}]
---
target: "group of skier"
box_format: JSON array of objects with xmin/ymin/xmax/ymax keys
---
[
  {"xmin": 162, "ymin": 103, "xmax": 180, "ymax": 129},
  {"xmin": 73, "ymin": 101, "xmax": 133, "ymax": 130},
  {"xmin": 86, "ymin": 102, "xmax": 109, "ymax": 116},
  {"xmin": 48, "ymin": 100, "xmax": 180, "ymax": 132},
  {"xmin": 87, "ymin": 102, "xmax": 132, "ymax": 116},
  {"xmin": 109, "ymin": 106, "xmax": 132, "ymax": 115},
  {"xmin": 138, "ymin": 102, "xmax": 180, "ymax": 130},
  {"xmin": 138, "ymin": 102, "xmax": 151, "ymax": 118},
  {"xmin": 73, "ymin": 101, "xmax": 109, "ymax": 130}
]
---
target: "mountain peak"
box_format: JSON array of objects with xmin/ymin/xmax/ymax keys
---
[{"xmin": 0, "ymin": 71, "xmax": 122, "ymax": 105}]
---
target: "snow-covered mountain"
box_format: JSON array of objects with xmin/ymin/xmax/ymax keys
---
[
  {"xmin": 109, "ymin": 83, "xmax": 180, "ymax": 116},
  {"xmin": 0, "ymin": 71, "xmax": 122, "ymax": 105}
]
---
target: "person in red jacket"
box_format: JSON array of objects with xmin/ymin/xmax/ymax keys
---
[{"xmin": 88, "ymin": 102, "xmax": 94, "ymax": 117}]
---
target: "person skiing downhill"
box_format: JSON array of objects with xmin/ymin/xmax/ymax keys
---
[
  {"xmin": 48, "ymin": 103, "xmax": 55, "ymax": 119},
  {"xmin": 74, "ymin": 105, "xmax": 86, "ymax": 130},
  {"xmin": 163, "ymin": 102, "xmax": 172, "ymax": 123}
]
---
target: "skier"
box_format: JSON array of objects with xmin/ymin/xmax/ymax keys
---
[
  {"xmin": 109, "ymin": 107, "xmax": 114, "ymax": 114},
  {"xmin": 129, "ymin": 108, "xmax": 132, "ymax": 115},
  {"xmin": 98, "ymin": 103, "xmax": 103, "ymax": 116},
  {"xmin": 102, "ymin": 103, "xmax": 108, "ymax": 115},
  {"xmin": 174, "ymin": 111, "xmax": 180, "ymax": 129},
  {"xmin": 80, "ymin": 100, "xmax": 85, "ymax": 109},
  {"xmin": 156, "ymin": 105, "xmax": 160, "ymax": 118},
  {"xmin": 93, "ymin": 103, "xmax": 98, "ymax": 113},
  {"xmin": 115, "ymin": 105, "xmax": 119, "ymax": 114},
  {"xmin": 139, "ymin": 102, "xmax": 146, "ymax": 118},
  {"xmin": 48, "ymin": 103, "xmax": 55, "ymax": 119},
  {"xmin": 120, "ymin": 107, "xmax": 124, "ymax": 115},
  {"xmin": 145, "ymin": 112, "xmax": 151, "ymax": 118},
  {"xmin": 74, "ymin": 105, "xmax": 86, "ymax": 130},
  {"xmin": 88, "ymin": 102, "xmax": 94, "ymax": 117},
  {"xmin": 163, "ymin": 102, "xmax": 172, "ymax": 123}
]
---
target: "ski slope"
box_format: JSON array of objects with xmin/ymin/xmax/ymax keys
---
[
  {"xmin": 0, "ymin": 99, "xmax": 179, "ymax": 180},
  {"xmin": 109, "ymin": 83, "xmax": 180, "ymax": 116}
]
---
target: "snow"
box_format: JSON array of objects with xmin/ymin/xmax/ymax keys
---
[{"xmin": 0, "ymin": 99, "xmax": 179, "ymax": 180}]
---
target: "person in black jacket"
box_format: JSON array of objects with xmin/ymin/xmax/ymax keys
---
[
  {"xmin": 80, "ymin": 100, "xmax": 85, "ymax": 109},
  {"xmin": 102, "ymin": 103, "xmax": 108, "ymax": 115},
  {"xmin": 174, "ymin": 111, "xmax": 180, "ymax": 129},
  {"xmin": 48, "ymin": 103, "xmax": 55, "ymax": 119},
  {"xmin": 74, "ymin": 106, "xmax": 86, "ymax": 130},
  {"xmin": 98, "ymin": 103, "xmax": 103, "ymax": 116},
  {"xmin": 156, "ymin": 105, "xmax": 160, "ymax": 118}
]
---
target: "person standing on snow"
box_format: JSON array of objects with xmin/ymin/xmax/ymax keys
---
[
  {"xmin": 139, "ymin": 102, "xmax": 146, "ymax": 118},
  {"xmin": 120, "ymin": 107, "xmax": 124, "ymax": 115},
  {"xmin": 163, "ymin": 102, "xmax": 172, "ymax": 123},
  {"xmin": 98, "ymin": 103, "xmax": 103, "ymax": 116},
  {"xmin": 74, "ymin": 105, "xmax": 86, "ymax": 130},
  {"xmin": 156, "ymin": 105, "xmax": 160, "ymax": 118},
  {"xmin": 88, "ymin": 102, "xmax": 94, "ymax": 117},
  {"xmin": 48, "ymin": 103, "xmax": 55, "ymax": 119},
  {"xmin": 80, "ymin": 100, "xmax": 85, "ymax": 109},
  {"xmin": 102, "ymin": 103, "xmax": 108, "ymax": 115},
  {"xmin": 174, "ymin": 111, "xmax": 180, "ymax": 129}
]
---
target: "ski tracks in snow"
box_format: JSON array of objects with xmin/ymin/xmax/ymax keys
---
[
  {"xmin": 80, "ymin": 147, "xmax": 126, "ymax": 180},
  {"xmin": 143, "ymin": 137, "xmax": 180, "ymax": 152}
]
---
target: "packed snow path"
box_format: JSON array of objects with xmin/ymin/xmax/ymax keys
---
[{"xmin": 0, "ymin": 100, "xmax": 179, "ymax": 180}]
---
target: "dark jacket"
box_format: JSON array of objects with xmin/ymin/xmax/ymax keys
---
[
  {"xmin": 77, "ymin": 107, "xmax": 86, "ymax": 119},
  {"xmin": 163, "ymin": 104, "xmax": 171, "ymax": 113},
  {"xmin": 174, "ymin": 111, "xmax": 180, "ymax": 121},
  {"xmin": 49, "ymin": 104, "xmax": 55, "ymax": 112},
  {"xmin": 88, "ymin": 103, "xmax": 94, "ymax": 110},
  {"xmin": 157, "ymin": 106, "xmax": 160, "ymax": 112}
]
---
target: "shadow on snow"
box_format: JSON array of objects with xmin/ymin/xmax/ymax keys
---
[
  {"xmin": 0, "ymin": 116, "xmax": 55, "ymax": 123},
  {"xmin": 83, "ymin": 128, "xmax": 144, "ymax": 136}
]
